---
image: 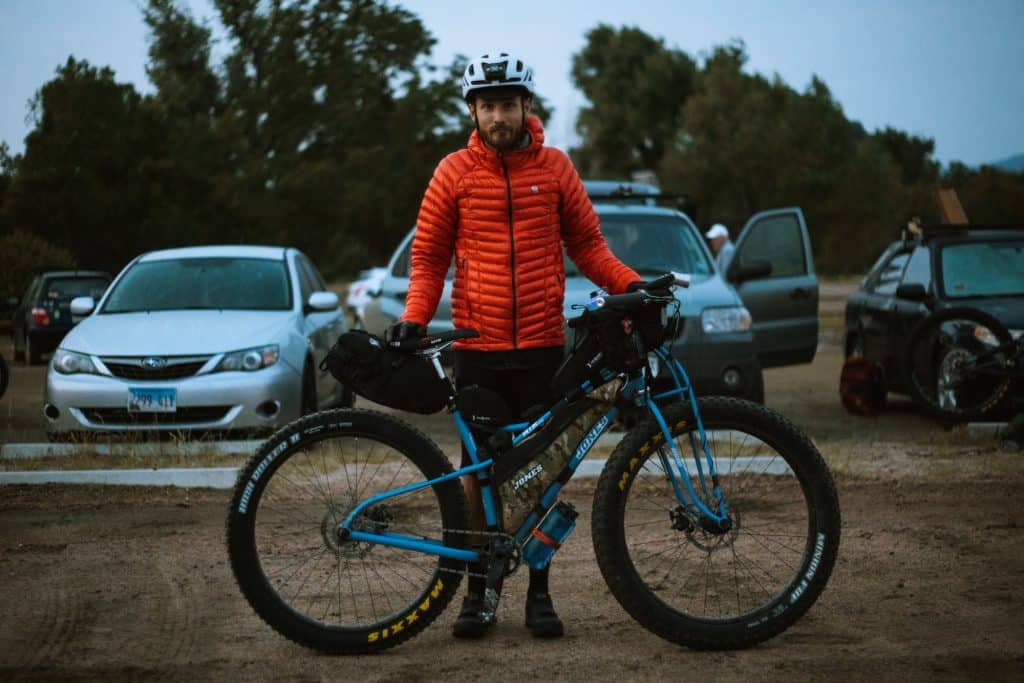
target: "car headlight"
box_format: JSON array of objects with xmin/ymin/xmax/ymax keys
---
[
  {"xmin": 701, "ymin": 306, "xmax": 752, "ymax": 334},
  {"xmin": 215, "ymin": 345, "xmax": 280, "ymax": 372},
  {"xmin": 53, "ymin": 349, "xmax": 99, "ymax": 375}
]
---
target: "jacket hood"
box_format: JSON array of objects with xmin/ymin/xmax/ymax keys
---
[{"xmin": 467, "ymin": 114, "xmax": 545, "ymax": 163}]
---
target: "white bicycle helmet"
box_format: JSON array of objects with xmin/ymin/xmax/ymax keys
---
[{"xmin": 461, "ymin": 51, "xmax": 535, "ymax": 100}]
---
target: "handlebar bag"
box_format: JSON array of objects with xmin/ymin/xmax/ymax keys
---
[{"xmin": 322, "ymin": 330, "xmax": 450, "ymax": 414}]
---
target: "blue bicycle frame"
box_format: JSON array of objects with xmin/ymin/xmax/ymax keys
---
[{"xmin": 341, "ymin": 346, "xmax": 727, "ymax": 563}]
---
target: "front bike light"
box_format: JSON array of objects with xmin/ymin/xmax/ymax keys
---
[
  {"xmin": 701, "ymin": 306, "xmax": 752, "ymax": 334},
  {"xmin": 52, "ymin": 349, "xmax": 99, "ymax": 375},
  {"xmin": 215, "ymin": 345, "xmax": 280, "ymax": 372}
]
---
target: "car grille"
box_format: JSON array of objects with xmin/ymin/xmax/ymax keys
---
[
  {"xmin": 102, "ymin": 357, "xmax": 210, "ymax": 380},
  {"xmin": 81, "ymin": 406, "xmax": 232, "ymax": 425}
]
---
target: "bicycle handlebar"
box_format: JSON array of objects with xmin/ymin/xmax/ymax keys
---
[{"xmin": 567, "ymin": 272, "xmax": 689, "ymax": 329}]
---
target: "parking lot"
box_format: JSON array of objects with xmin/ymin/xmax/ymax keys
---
[{"xmin": 1, "ymin": 286, "xmax": 1023, "ymax": 680}]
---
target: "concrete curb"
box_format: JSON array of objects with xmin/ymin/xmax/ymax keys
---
[
  {"xmin": 1, "ymin": 440, "xmax": 262, "ymax": 460},
  {"xmin": 0, "ymin": 467, "xmax": 241, "ymax": 488}
]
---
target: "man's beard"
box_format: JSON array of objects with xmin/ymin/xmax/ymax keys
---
[{"xmin": 481, "ymin": 120, "xmax": 524, "ymax": 152}]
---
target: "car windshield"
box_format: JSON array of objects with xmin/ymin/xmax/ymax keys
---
[
  {"xmin": 102, "ymin": 258, "xmax": 291, "ymax": 313},
  {"xmin": 565, "ymin": 215, "xmax": 713, "ymax": 277},
  {"xmin": 43, "ymin": 278, "xmax": 109, "ymax": 301},
  {"xmin": 940, "ymin": 239, "xmax": 1024, "ymax": 299}
]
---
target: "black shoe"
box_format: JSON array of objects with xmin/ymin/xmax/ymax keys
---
[
  {"xmin": 525, "ymin": 592, "xmax": 564, "ymax": 638},
  {"xmin": 452, "ymin": 593, "xmax": 494, "ymax": 639}
]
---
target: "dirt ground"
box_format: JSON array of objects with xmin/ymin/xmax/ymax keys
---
[{"xmin": 2, "ymin": 297, "xmax": 1024, "ymax": 680}]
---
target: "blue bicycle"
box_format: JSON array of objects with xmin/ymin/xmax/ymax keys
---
[{"xmin": 226, "ymin": 274, "xmax": 841, "ymax": 653}]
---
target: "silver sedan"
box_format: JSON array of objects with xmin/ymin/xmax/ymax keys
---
[{"xmin": 44, "ymin": 245, "xmax": 351, "ymax": 437}]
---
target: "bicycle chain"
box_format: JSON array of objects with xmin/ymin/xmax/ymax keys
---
[{"xmin": 431, "ymin": 527, "xmax": 517, "ymax": 580}]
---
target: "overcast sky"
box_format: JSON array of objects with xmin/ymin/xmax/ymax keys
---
[{"xmin": 1, "ymin": 0, "xmax": 1022, "ymax": 167}]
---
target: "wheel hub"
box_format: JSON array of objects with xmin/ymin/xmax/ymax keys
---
[
  {"xmin": 320, "ymin": 501, "xmax": 394, "ymax": 558},
  {"xmin": 670, "ymin": 505, "xmax": 741, "ymax": 552}
]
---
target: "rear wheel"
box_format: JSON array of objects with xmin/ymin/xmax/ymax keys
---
[
  {"xmin": 226, "ymin": 409, "xmax": 470, "ymax": 653},
  {"xmin": 904, "ymin": 308, "xmax": 1014, "ymax": 422},
  {"xmin": 592, "ymin": 397, "xmax": 841, "ymax": 649}
]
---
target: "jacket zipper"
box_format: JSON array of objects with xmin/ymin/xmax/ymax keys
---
[{"xmin": 499, "ymin": 153, "xmax": 518, "ymax": 349}]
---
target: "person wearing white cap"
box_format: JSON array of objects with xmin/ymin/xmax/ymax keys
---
[{"xmin": 705, "ymin": 223, "xmax": 735, "ymax": 273}]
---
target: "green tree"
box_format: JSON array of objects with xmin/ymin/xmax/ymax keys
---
[
  {"xmin": 659, "ymin": 43, "xmax": 912, "ymax": 273},
  {"xmin": 570, "ymin": 24, "xmax": 696, "ymax": 178},
  {"xmin": 4, "ymin": 58, "xmax": 165, "ymax": 273},
  {"xmin": 944, "ymin": 164, "xmax": 1024, "ymax": 224},
  {"xmin": 0, "ymin": 230, "xmax": 77, "ymax": 306}
]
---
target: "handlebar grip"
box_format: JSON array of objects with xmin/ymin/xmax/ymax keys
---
[
  {"xmin": 644, "ymin": 273, "xmax": 676, "ymax": 291},
  {"xmin": 600, "ymin": 291, "xmax": 647, "ymax": 309}
]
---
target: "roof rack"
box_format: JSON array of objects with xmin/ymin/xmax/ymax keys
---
[
  {"xmin": 901, "ymin": 220, "xmax": 1024, "ymax": 244},
  {"xmin": 587, "ymin": 185, "xmax": 691, "ymax": 208}
]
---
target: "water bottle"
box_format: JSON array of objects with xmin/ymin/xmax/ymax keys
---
[{"xmin": 521, "ymin": 501, "xmax": 578, "ymax": 571}]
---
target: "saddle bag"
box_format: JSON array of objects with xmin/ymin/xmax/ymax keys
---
[{"xmin": 322, "ymin": 330, "xmax": 450, "ymax": 414}]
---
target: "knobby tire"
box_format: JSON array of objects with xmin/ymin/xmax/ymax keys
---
[
  {"xmin": 592, "ymin": 397, "xmax": 841, "ymax": 649},
  {"xmin": 226, "ymin": 409, "xmax": 469, "ymax": 654}
]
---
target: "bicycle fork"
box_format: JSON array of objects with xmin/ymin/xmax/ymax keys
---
[{"xmin": 647, "ymin": 353, "xmax": 730, "ymax": 529}]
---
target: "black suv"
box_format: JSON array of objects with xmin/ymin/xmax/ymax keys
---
[
  {"xmin": 844, "ymin": 225, "xmax": 1023, "ymax": 397},
  {"xmin": 10, "ymin": 270, "xmax": 111, "ymax": 364}
]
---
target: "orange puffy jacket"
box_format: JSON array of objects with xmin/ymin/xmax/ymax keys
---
[{"xmin": 402, "ymin": 115, "xmax": 640, "ymax": 351}]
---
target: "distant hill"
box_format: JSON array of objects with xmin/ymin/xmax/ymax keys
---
[{"xmin": 987, "ymin": 153, "xmax": 1024, "ymax": 172}]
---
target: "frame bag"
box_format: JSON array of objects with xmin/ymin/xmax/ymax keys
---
[{"xmin": 322, "ymin": 330, "xmax": 449, "ymax": 414}]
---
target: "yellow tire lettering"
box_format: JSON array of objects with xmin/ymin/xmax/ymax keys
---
[
  {"xmin": 406, "ymin": 611, "xmax": 419, "ymax": 626},
  {"xmin": 431, "ymin": 579, "xmax": 443, "ymax": 599},
  {"xmin": 618, "ymin": 472, "xmax": 629, "ymax": 491},
  {"xmin": 629, "ymin": 456, "xmax": 639, "ymax": 472},
  {"xmin": 368, "ymin": 631, "xmax": 379, "ymax": 643},
  {"xmin": 419, "ymin": 597, "xmax": 430, "ymax": 611},
  {"xmin": 391, "ymin": 620, "xmax": 404, "ymax": 634}
]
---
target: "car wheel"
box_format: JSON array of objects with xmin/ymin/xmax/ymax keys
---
[
  {"xmin": 300, "ymin": 362, "xmax": 317, "ymax": 415},
  {"xmin": 13, "ymin": 333, "xmax": 25, "ymax": 362},
  {"xmin": 26, "ymin": 333, "xmax": 42, "ymax": 365}
]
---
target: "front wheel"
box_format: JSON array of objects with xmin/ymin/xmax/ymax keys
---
[
  {"xmin": 226, "ymin": 409, "xmax": 470, "ymax": 654},
  {"xmin": 903, "ymin": 307, "xmax": 1014, "ymax": 422},
  {"xmin": 592, "ymin": 397, "xmax": 841, "ymax": 649}
]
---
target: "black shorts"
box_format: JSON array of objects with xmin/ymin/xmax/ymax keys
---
[{"xmin": 454, "ymin": 347, "xmax": 563, "ymax": 466}]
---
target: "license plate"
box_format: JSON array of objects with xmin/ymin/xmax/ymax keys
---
[{"xmin": 128, "ymin": 388, "xmax": 177, "ymax": 413}]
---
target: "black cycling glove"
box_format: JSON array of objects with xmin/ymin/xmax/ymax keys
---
[{"xmin": 388, "ymin": 320, "xmax": 427, "ymax": 343}]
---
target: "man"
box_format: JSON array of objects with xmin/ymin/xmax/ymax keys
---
[
  {"xmin": 706, "ymin": 223, "xmax": 735, "ymax": 273},
  {"xmin": 389, "ymin": 51, "xmax": 640, "ymax": 639}
]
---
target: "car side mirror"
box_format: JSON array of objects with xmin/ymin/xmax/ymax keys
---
[
  {"xmin": 70, "ymin": 296, "xmax": 95, "ymax": 321},
  {"xmin": 306, "ymin": 291, "xmax": 340, "ymax": 313},
  {"xmin": 895, "ymin": 283, "xmax": 928, "ymax": 302},
  {"xmin": 731, "ymin": 259, "xmax": 773, "ymax": 284}
]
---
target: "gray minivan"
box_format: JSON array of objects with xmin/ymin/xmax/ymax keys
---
[{"xmin": 362, "ymin": 184, "xmax": 817, "ymax": 403}]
